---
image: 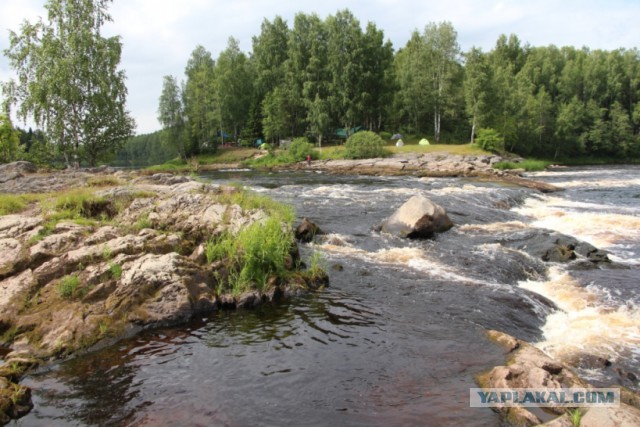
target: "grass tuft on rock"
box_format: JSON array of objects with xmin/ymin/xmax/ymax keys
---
[
  {"xmin": 0, "ymin": 194, "xmax": 42, "ymax": 216},
  {"xmin": 57, "ymin": 275, "xmax": 79, "ymax": 299}
]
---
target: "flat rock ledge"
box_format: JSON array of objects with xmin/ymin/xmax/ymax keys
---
[
  {"xmin": 0, "ymin": 169, "xmax": 327, "ymax": 424},
  {"xmin": 480, "ymin": 330, "xmax": 640, "ymax": 426},
  {"xmin": 282, "ymin": 153, "xmax": 562, "ymax": 193}
]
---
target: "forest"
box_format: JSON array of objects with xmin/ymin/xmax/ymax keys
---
[{"xmin": 5, "ymin": 8, "xmax": 640, "ymax": 167}]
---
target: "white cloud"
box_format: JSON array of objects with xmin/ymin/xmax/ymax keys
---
[{"xmin": 1, "ymin": 0, "xmax": 639, "ymax": 134}]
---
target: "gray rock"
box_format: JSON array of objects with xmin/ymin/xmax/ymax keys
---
[
  {"xmin": 0, "ymin": 215, "xmax": 42, "ymax": 240},
  {"xmin": 0, "ymin": 239, "xmax": 28, "ymax": 279},
  {"xmin": 295, "ymin": 217, "xmax": 323, "ymax": 243},
  {"xmin": 0, "ymin": 161, "xmax": 37, "ymax": 175},
  {"xmin": 504, "ymin": 231, "xmax": 611, "ymax": 266},
  {"xmin": 380, "ymin": 194, "xmax": 453, "ymax": 238},
  {"xmin": 580, "ymin": 405, "xmax": 640, "ymax": 427}
]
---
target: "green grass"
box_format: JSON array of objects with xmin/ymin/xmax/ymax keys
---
[
  {"xmin": 206, "ymin": 215, "xmax": 295, "ymax": 294},
  {"xmin": 87, "ymin": 176, "xmax": 123, "ymax": 187},
  {"xmin": 494, "ymin": 159, "xmax": 551, "ymax": 171},
  {"xmin": 205, "ymin": 187, "xmax": 298, "ymax": 295},
  {"xmin": 307, "ymin": 251, "xmax": 327, "ymax": 280},
  {"xmin": 316, "ymin": 141, "xmax": 490, "ymax": 160},
  {"xmin": 144, "ymin": 148, "xmax": 259, "ymax": 174},
  {"xmin": 217, "ymin": 186, "xmax": 295, "ymax": 223},
  {"xmin": 243, "ymin": 152, "xmax": 295, "ymax": 168},
  {"xmin": 0, "ymin": 194, "xmax": 43, "ymax": 215},
  {"xmin": 133, "ymin": 213, "xmax": 152, "ymax": 231},
  {"xmin": 58, "ymin": 275, "xmax": 79, "ymax": 299},
  {"xmin": 568, "ymin": 408, "xmax": 583, "ymax": 427},
  {"xmin": 109, "ymin": 263, "xmax": 122, "ymax": 280}
]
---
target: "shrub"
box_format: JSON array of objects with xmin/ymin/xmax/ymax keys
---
[
  {"xmin": 344, "ymin": 131, "xmax": 386, "ymax": 159},
  {"xmin": 288, "ymin": 137, "xmax": 316, "ymax": 161},
  {"xmin": 475, "ymin": 128, "xmax": 504, "ymax": 152},
  {"xmin": 379, "ymin": 131, "xmax": 392, "ymax": 140}
]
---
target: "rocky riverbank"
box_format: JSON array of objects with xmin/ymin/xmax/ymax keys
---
[
  {"xmin": 481, "ymin": 330, "xmax": 640, "ymax": 426},
  {"xmin": 0, "ymin": 163, "xmax": 326, "ymax": 424}
]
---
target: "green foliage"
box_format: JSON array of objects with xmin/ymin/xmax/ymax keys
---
[
  {"xmin": 205, "ymin": 232, "xmax": 235, "ymax": 264},
  {"xmin": 206, "ymin": 188, "xmax": 296, "ymax": 294},
  {"xmin": 158, "ymin": 76, "xmax": 189, "ymax": 159},
  {"xmin": 87, "ymin": 176, "xmax": 122, "ymax": 187},
  {"xmin": 113, "ymin": 130, "xmax": 178, "ymax": 167},
  {"xmin": 288, "ymin": 137, "xmax": 316, "ymax": 161},
  {"xmin": 0, "ymin": 114, "xmax": 22, "ymax": 163},
  {"xmin": 3, "ymin": 0, "xmax": 134, "ymax": 166},
  {"xmin": 102, "ymin": 246, "xmax": 113, "ymax": 261},
  {"xmin": 109, "ymin": 263, "xmax": 122, "ymax": 280},
  {"xmin": 184, "ymin": 46, "xmax": 217, "ymax": 155},
  {"xmin": 474, "ymin": 128, "xmax": 504, "ymax": 152},
  {"xmin": 235, "ymin": 216, "xmax": 292, "ymax": 290},
  {"xmin": 133, "ymin": 213, "xmax": 152, "ymax": 231},
  {"xmin": 58, "ymin": 275, "xmax": 79, "ymax": 299},
  {"xmin": 307, "ymin": 251, "xmax": 327, "ymax": 280},
  {"xmin": 379, "ymin": 131, "xmax": 392, "ymax": 140},
  {"xmin": 568, "ymin": 409, "xmax": 583, "ymax": 427},
  {"xmin": 217, "ymin": 186, "xmax": 295, "ymax": 223},
  {"xmin": 494, "ymin": 160, "xmax": 551, "ymax": 171},
  {"xmin": 0, "ymin": 194, "xmax": 41, "ymax": 216},
  {"xmin": 206, "ymin": 216, "xmax": 294, "ymax": 294},
  {"xmin": 344, "ymin": 131, "xmax": 387, "ymax": 159}
]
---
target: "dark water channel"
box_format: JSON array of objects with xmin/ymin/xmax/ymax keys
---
[{"xmin": 17, "ymin": 167, "xmax": 640, "ymax": 426}]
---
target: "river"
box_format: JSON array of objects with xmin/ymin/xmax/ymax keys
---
[{"xmin": 18, "ymin": 166, "xmax": 640, "ymax": 426}]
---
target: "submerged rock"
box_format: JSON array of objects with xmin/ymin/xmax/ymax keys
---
[
  {"xmin": 380, "ymin": 194, "xmax": 453, "ymax": 238},
  {"xmin": 504, "ymin": 231, "xmax": 611, "ymax": 267}
]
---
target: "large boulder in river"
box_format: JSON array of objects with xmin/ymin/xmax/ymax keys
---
[{"xmin": 380, "ymin": 194, "xmax": 453, "ymax": 238}]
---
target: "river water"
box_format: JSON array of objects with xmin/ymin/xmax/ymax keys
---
[{"xmin": 18, "ymin": 166, "xmax": 640, "ymax": 426}]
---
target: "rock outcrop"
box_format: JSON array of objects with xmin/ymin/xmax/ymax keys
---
[
  {"xmin": 278, "ymin": 153, "xmax": 562, "ymax": 192},
  {"xmin": 480, "ymin": 330, "xmax": 640, "ymax": 426},
  {"xmin": 0, "ymin": 171, "xmax": 327, "ymax": 424},
  {"xmin": 380, "ymin": 194, "xmax": 453, "ymax": 238}
]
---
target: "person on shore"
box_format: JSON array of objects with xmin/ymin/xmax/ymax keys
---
[{"xmin": 306, "ymin": 154, "xmax": 311, "ymax": 166}]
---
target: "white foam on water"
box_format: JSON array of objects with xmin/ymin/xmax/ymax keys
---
[
  {"xmin": 540, "ymin": 177, "xmax": 640, "ymax": 189},
  {"xmin": 304, "ymin": 185, "xmax": 357, "ymax": 199},
  {"xmin": 430, "ymin": 184, "xmax": 493, "ymax": 196},
  {"xmin": 315, "ymin": 241, "xmax": 490, "ymax": 285},
  {"xmin": 457, "ymin": 221, "xmax": 529, "ymax": 234},
  {"xmin": 520, "ymin": 267, "xmax": 640, "ymax": 363},
  {"xmin": 514, "ymin": 195, "xmax": 640, "ymax": 253}
]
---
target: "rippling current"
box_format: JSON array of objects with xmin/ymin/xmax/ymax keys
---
[{"xmin": 19, "ymin": 166, "xmax": 640, "ymax": 426}]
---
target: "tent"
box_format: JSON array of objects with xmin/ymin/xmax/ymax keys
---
[
  {"xmin": 395, "ymin": 139, "xmax": 404, "ymax": 147},
  {"xmin": 419, "ymin": 138, "xmax": 430, "ymax": 146},
  {"xmin": 391, "ymin": 133, "xmax": 403, "ymax": 140}
]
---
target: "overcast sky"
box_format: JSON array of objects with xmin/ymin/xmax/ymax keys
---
[{"xmin": 1, "ymin": 0, "xmax": 639, "ymax": 134}]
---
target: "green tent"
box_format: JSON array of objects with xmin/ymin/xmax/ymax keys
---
[{"xmin": 419, "ymin": 138, "xmax": 430, "ymax": 146}]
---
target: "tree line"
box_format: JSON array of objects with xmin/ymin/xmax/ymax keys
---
[
  {"xmin": 157, "ymin": 10, "xmax": 640, "ymax": 161},
  {"xmin": 3, "ymin": 3, "xmax": 639, "ymax": 166}
]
